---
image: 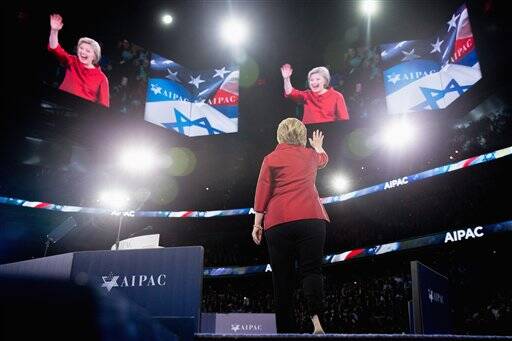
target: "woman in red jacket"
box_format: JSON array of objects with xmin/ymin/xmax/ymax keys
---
[
  {"xmin": 48, "ymin": 14, "xmax": 110, "ymax": 107},
  {"xmin": 252, "ymin": 118, "xmax": 328, "ymax": 334},
  {"xmin": 281, "ymin": 63, "xmax": 348, "ymax": 124}
]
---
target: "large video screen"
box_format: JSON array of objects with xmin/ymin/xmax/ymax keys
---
[{"xmin": 284, "ymin": 3, "xmax": 480, "ymax": 125}]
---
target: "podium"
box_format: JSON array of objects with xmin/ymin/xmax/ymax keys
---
[
  {"xmin": 0, "ymin": 247, "xmax": 203, "ymax": 340},
  {"xmin": 409, "ymin": 260, "xmax": 451, "ymax": 334}
]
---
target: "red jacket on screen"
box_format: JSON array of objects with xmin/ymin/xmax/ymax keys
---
[
  {"xmin": 48, "ymin": 44, "xmax": 110, "ymax": 107},
  {"xmin": 286, "ymin": 87, "xmax": 349, "ymax": 124}
]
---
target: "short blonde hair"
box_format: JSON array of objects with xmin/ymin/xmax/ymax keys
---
[
  {"xmin": 308, "ymin": 66, "xmax": 330, "ymax": 88},
  {"xmin": 277, "ymin": 118, "xmax": 307, "ymax": 147},
  {"xmin": 77, "ymin": 37, "xmax": 101, "ymax": 65}
]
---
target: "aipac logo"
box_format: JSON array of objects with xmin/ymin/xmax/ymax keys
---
[
  {"xmin": 386, "ymin": 69, "xmax": 439, "ymax": 85},
  {"xmin": 444, "ymin": 226, "xmax": 484, "ymax": 243},
  {"xmin": 110, "ymin": 210, "xmax": 136, "ymax": 217},
  {"xmin": 100, "ymin": 272, "xmax": 167, "ymax": 293},
  {"xmin": 101, "ymin": 273, "xmax": 120, "ymax": 292},
  {"xmin": 428, "ymin": 288, "xmax": 444, "ymax": 304},
  {"xmin": 384, "ymin": 177, "xmax": 409, "ymax": 190},
  {"xmin": 230, "ymin": 323, "xmax": 262, "ymax": 332}
]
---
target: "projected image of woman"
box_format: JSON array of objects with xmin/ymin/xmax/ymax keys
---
[
  {"xmin": 48, "ymin": 14, "xmax": 110, "ymax": 107},
  {"xmin": 252, "ymin": 118, "xmax": 329, "ymax": 334},
  {"xmin": 281, "ymin": 63, "xmax": 348, "ymax": 124}
]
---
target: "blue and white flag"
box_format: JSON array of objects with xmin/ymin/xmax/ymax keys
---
[
  {"xmin": 380, "ymin": 3, "xmax": 481, "ymax": 114},
  {"xmin": 144, "ymin": 53, "xmax": 239, "ymax": 137}
]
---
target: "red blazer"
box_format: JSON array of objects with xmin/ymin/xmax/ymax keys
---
[
  {"xmin": 286, "ymin": 87, "xmax": 349, "ymax": 124},
  {"xmin": 48, "ymin": 44, "xmax": 110, "ymax": 107},
  {"xmin": 254, "ymin": 143, "xmax": 330, "ymax": 230}
]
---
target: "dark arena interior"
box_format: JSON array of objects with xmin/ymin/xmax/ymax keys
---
[{"xmin": 1, "ymin": 1, "xmax": 511, "ymax": 340}]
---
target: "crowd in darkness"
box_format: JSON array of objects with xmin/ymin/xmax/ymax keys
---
[
  {"xmin": 105, "ymin": 39, "xmax": 151, "ymax": 115},
  {"xmin": 202, "ymin": 272, "xmax": 411, "ymax": 334},
  {"xmin": 202, "ymin": 269, "xmax": 414, "ymax": 334},
  {"xmin": 331, "ymin": 45, "xmax": 385, "ymax": 120},
  {"xmin": 450, "ymin": 96, "xmax": 512, "ymax": 157},
  {"xmin": 202, "ymin": 235, "xmax": 512, "ymax": 335}
]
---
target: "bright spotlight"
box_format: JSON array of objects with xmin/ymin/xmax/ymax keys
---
[
  {"xmin": 381, "ymin": 119, "xmax": 416, "ymax": 150},
  {"xmin": 361, "ymin": 0, "xmax": 378, "ymax": 16},
  {"xmin": 332, "ymin": 175, "xmax": 350, "ymax": 193},
  {"xmin": 161, "ymin": 14, "xmax": 173, "ymax": 25},
  {"xmin": 119, "ymin": 147, "xmax": 157, "ymax": 174},
  {"xmin": 221, "ymin": 18, "xmax": 249, "ymax": 46},
  {"xmin": 98, "ymin": 190, "xmax": 130, "ymax": 210}
]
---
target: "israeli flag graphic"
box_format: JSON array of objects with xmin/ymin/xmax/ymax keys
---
[
  {"xmin": 380, "ymin": 3, "xmax": 481, "ymax": 114},
  {"xmin": 144, "ymin": 53, "xmax": 239, "ymax": 137}
]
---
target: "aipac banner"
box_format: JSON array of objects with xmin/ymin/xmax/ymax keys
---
[
  {"xmin": 380, "ymin": 3, "xmax": 481, "ymax": 114},
  {"xmin": 144, "ymin": 53, "xmax": 239, "ymax": 137}
]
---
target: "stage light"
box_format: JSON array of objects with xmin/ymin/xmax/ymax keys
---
[
  {"xmin": 98, "ymin": 190, "xmax": 130, "ymax": 210},
  {"xmin": 220, "ymin": 18, "xmax": 249, "ymax": 46},
  {"xmin": 161, "ymin": 14, "xmax": 173, "ymax": 25},
  {"xmin": 119, "ymin": 146, "xmax": 157, "ymax": 175},
  {"xmin": 381, "ymin": 119, "xmax": 416, "ymax": 150},
  {"xmin": 331, "ymin": 175, "xmax": 350, "ymax": 193},
  {"xmin": 361, "ymin": 0, "xmax": 378, "ymax": 16}
]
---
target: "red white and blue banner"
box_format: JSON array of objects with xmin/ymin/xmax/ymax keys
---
[
  {"xmin": 203, "ymin": 219, "xmax": 512, "ymax": 277},
  {"xmin": 1, "ymin": 146, "xmax": 511, "ymax": 218},
  {"xmin": 380, "ymin": 3, "xmax": 481, "ymax": 114},
  {"xmin": 144, "ymin": 53, "xmax": 239, "ymax": 137}
]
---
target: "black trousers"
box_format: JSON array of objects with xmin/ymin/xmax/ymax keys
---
[{"xmin": 265, "ymin": 219, "xmax": 326, "ymax": 333}]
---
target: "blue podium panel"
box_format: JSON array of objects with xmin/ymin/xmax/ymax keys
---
[
  {"xmin": 0, "ymin": 246, "xmax": 203, "ymax": 339},
  {"xmin": 0, "ymin": 253, "xmax": 74, "ymax": 280},
  {"xmin": 411, "ymin": 260, "xmax": 451, "ymax": 334},
  {"xmin": 71, "ymin": 247, "xmax": 203, "ymax": 320}
]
